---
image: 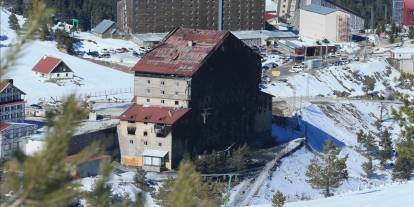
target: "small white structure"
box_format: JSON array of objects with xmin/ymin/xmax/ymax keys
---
[
  {"xmin": 299, "ymin": 4, "xmax": 350, "ymax": 42},
  {"xmin": 391, "ymin": 47, "xmax": 414, "ymax": 74},
  {"xmin": 32, "ymin": 56, "xmax": 74, "ymax": 80}
]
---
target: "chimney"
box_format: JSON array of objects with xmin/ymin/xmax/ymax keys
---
[
  {"xmin": 42, "ymin": 55, "xmax": 47, "ymax": 60},
  {"xmin": 168, "ymin": 110, "xmax": 172, "ymax": 117},
  {"xmin": 187, "ymin": 41, "xmax": 194, "ymax": 47}
]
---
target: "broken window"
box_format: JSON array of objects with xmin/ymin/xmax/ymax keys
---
[{"xmin": 127, "ymin": 127, "xmax": 136, "ymax": 135}]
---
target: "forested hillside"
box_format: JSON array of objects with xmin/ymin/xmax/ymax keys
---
[
  {"xmin": 331, "ymin": 0, "xmax": 392, "ymax": 28},
  {"xmin": 3, "ymin": 0, "xmax": 117, "ymax": 31}
]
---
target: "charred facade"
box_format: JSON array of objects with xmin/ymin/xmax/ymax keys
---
[{"xmin": 118, "ymin": 28, "xmax": 272, "ymax": 171}]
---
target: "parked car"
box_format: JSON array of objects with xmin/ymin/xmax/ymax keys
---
[
  {"xmin": 87, "ymin": 51, "xmax": 100, "ymax": 57},
  {"xmin": 100, "ymin": 53, "xmax": 110, "ymax": 58}
]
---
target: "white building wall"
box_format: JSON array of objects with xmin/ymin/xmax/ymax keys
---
[{"xmin": 300, "ymin": 9, "xmax": 349, "ymax": 41}]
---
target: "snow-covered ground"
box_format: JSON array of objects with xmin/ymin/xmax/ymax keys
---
[
  {"xmin": 246, "ymin": 99, "xmax": 403, "ymax": 205},
  {"xmin": 80, "ymin": 171, "xmax": 157, "ymax": 206},
  {"xmin": 73, "ymin": 31, "xmax": 142, "ymax": 67},
  {"xmin": 264, "ymin": 58, "xmax": 405, "ymax": 98},
  {"xmin": 251, "ymin": 181, "xmax": 414, "ymax": 207},
  {"xmin": 0, "ymin": 9, "xmax": 134, "ymax": 105}
]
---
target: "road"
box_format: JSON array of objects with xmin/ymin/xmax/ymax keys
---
[
  {"xmin": 273, "ymin": 96, "xmax": 403, "ymax": 105},
  {"xmin": 229, "ymin": 138, "xmax": 305, "ymax": 207}
]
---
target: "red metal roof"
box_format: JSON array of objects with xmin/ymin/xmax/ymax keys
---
[
  {"xmin": 132, "ymin": 28, "xmax": 229, "ymax": 77},
  {"xmin": 32, "ymin": 56, "xmax": 63, "ymax": 74},
  {"xmin": 265, "ymin": 12, "xmax": 278, "ymax": 21},
  {"xmin": 120, "ymin": 104, "xmax": 189, "ymax": 125},
  {"xmin": 0, "ymin": 122, "xmax": 11, "ymax": 132}
]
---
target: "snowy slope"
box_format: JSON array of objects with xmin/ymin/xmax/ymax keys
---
[
  {"xmin": 264, "ymin": 58, "xmax": 403, "ymax": 98},
  {"xmin": 251, "ymin": 181, "xmax": 414, "ymax": 207},
  {"xmin": 249, "ymin": 100, "xmax": 402, "ymax": 205},
  {"xmin": 0, "ymin": 9, "xmax": 134, "ymax": 104},
  {"xmin": 0, "ymin": 8, "xmax": 24, "ymax": 45}
]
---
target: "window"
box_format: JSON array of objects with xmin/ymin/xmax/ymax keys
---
[
  {"xmin": 161, "ymin": 90, "xmax": 165, "ymax": 94},
  {"xmin": 146, "ymin": 89, "xmax": 150, "ymax": 94},
  {"xmin": 143, "ymin": 131, "xmax": 148, "ymax": 136},
  {"xmin": 175, "ymin": 91, "xmax": 179, "ymax": 95},
  {"xmin": 127, "ymin": 127, "xmax": 136, "ymax": 135},
  {"xmin": 57, "ymin": 73, "xmax": 60, "ymax": 77},
  {"xmin": 144, "ymin": 156, "xmax": 161, "ymax": 166},
  {"xmin": 161, "ymin": 100, "xmax": 165, "ymax": 104},
  {"xmin": 129, "ymin": 140, "xmax": 134, "ymax": 144},
  {"xmin": 410, "ymin": 11, "xmax": 414, "ymax": 16},
  {"xmin": 146, "ymin": 99, "xmax": 150, "ymax": 103},
  {"xmin": 147, "ymin": 80, "xmax": 151, "ymax": 84},
  {"xmin": 175, "ymin": 101, "xmax": 179, "ymax": 105},
  {"xmin": 161, "ymin": 81, "xmax": 165, "ymax": 85},
  {"xmin": 158, "ymin": 143, "xmax": 162, "ymax": 146},
  {"xmin": 144, "ymin": 141, "xmax": 148, "ymax": 145},
  {"xmin": 66, "ymin": 73, "xmax": 68, "ymax": 77}
]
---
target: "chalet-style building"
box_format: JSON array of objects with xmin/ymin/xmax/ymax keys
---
[
  {"xmin": 0, "ymin": 79, "xmax": 25, "ymax": 122},
  {"xmin": 118, "ymin": 28, "xmax": 272, "ymax": 172},
  {"xmin": 32, "ymin": 56, "xmax": 74, "ymax": 80}
]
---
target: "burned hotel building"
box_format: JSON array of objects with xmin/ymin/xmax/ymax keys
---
[{"xmin": 117, "ymin": 28, "xmax": 272, "ymax": 171}]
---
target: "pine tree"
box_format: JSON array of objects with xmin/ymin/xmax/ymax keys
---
[
  {"xmin": 38, "ymin": 22, "xmax": 50, "ymax": 41},
  {"xmin": 86, "ymin": 160, "xmax": 113, "ymax": 207},
  {"xmin": 229, "ymin": 144, "xmax": 252, "ymax": 171},
  {"xmin": 8, "ymin": 13, "xmax": 20, "ymax": 31},
  {"xmin": 392, "ymin": 93, "xmax": 414, "ymax": 180},
  {"xmin": 364, "ymin": 133, "xmax": 377, "ymax": 155},
  {"xmin": 409, "ymin": 27, "xmax": 414, "ymax": 39},
  {"xmin": 156, "ymin": 161, "xmax": 224, "ymax": 207},
  {"xmin": 306, "ymin": 139, "xmax": 349, "ymax": 197},
  {"xmin": 134, "ymin": 167, "xmax": 152, "ymax": 193},
  {"xmin": 357, "ymin": 130, "xmax": 365, "ymax": 144},
  {"xmin": 379, "ymin": 129, "xmax": 393, "ymax": 167},
  {"xmin": 388, "ymin": 32, "xmax": 395, "ymax": 44},
  {"xmin": 362, "ymin": 156, "xmax": 374, "ymax": 178},
  {"xmin": 272, "ymin": 191, "xmax": 286, "ymax": 207}
]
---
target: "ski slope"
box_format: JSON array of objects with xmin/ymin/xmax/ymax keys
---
[
  {"xmin": 0, "ymin": 9, "xmax": 134, "ymax": 104},
  {"xmin": 250, "ymin": 181, "xmax": 414, "ymax": 207}
]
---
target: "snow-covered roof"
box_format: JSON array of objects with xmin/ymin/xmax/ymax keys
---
[
  {"xmin": 92, "ymin": 19, "xmax": 115, "ymax": 34},
  {"xmin": 302, "ymin": 4, "xmax": 337, "ymax": 15},
  {"xmin": 142, "ymin": 149, "xmax": 168, "ymax": 157},
  {"xmin": 392, "ymin": 47, "xmax": 414, "ymax": 54},
  {"xmin": 133, "ymin": 32, "xmax": 168, "ymax": 42},
  {"xmin": 231, "ymin": 30, "xmax": 298, "ymax": 41}
]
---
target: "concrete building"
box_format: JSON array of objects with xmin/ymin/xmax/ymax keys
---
[
  {"xmin": 116, "ymin": 0, "xmax": 265, "ymax": 34},
  {"xmin": 118, "ymin": 28, "xmax": 272, "ymax": 171},
  {"xmin": 0, "ymin": 122, "xmax": 36, "ymax": 160},
  {"xmin": 403, "ymin": 0, "xmax": 414, "ymax": 26},
  {"xmin": 0, "ymin": 79, "xmax": 25, "ymax": 123},
  {"xmin": 393, "ymin": 0, "xmax": 404, "ymax": 25},
  {"xmin": 32, "ymin": 56, "xmax": 74, "ymax": 80},
  {"xmin": 278, "ymin": 39, "xmax": 337, "ymax": 61},
  {"xmin": 391, "ymin": 47, "xmax": 414, "ymax": 74},
  {"xmin": 92, "ymin": 19, "xmax": 116, "ymax": 38},
  {"xmin": 299, "ymin": 4, "xmax": 350, "ymax": 42},
  {"xmin": 292, "ymin": 0, "xmax": 364, "ymax": 37}
]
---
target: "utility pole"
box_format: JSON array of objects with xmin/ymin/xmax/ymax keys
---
[{"xmin": 370, "ymin": 6, "xmax": 374, "ymax": 32}]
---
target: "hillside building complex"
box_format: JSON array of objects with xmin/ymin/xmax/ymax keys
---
[
  {"xmin": 118, "ymin": 28, "xmax": 272, "ymax": 172},
  {"xmin": 116, "ymin": 0, "xmax": 265, "ymax": 34},
  {"xmin": 393, "ymin": 0, "xmax": 404, "ymax": 25}
]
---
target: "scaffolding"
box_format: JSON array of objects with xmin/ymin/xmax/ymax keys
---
[{"xmin": 337, "ymin": 13, "xmax": 350, "ymax": 42}]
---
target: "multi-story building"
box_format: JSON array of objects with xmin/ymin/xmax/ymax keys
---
[
  {"xmin": 393, "ymin": 0, "xmax": 404, "ymax": 25},
  {"xmin": 116, "ymin": 0, "xmax": 265, "ymax": 34},
  {"xmin": 403, "ymin": 0, "xmax": 414, "ymax": 26},
  {"xmin": 0, "ymin": 122, "xmax": 36, "ymax": 160},
  {"xmin": 292, "ymin": 0, "xmax": 364, "ymax": 37},
  {"xmin": 299, "ymin": 4, "xmax": 350, "ymax": 42},
  {"xmin": 0, "ymin": 79, "xmax": 25, "ymax": 123},
  {"xmin": 118, "ymin": 28, "xmax": 272, "ymax": 171}
]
